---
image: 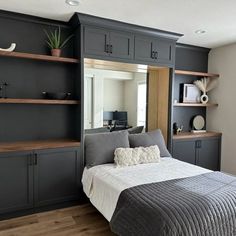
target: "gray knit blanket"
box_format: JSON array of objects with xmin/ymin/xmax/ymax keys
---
[{"xmin": 110, "ymin": 172, "xmax": 236, "ymax": 236}]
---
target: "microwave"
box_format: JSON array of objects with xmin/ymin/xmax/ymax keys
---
[{"xmin": 180, "ymin": 84, "xmax": 201, "ymax": 103}]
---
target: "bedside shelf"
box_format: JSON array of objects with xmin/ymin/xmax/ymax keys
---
[
  {"xmin": 173, "ymin": 103, "xmax": 218, "ymax": 107},
  {"xmin": 175, "ymin": 70, "xmax": 219, "ymax": 78},
  {"xmin": 0, "ymin": 140, "xmax": 81, "ymax": 153},
  {"xmin": 173, "ymin": 131, "xmax": 222, "ymax": 140},
  {"xmin": 0, "ymin": 98, "xmax": 80, "ymax": 105},
  {"xmin": 0, "ymin": 51, "xmax": 79, "ymax": 64}
]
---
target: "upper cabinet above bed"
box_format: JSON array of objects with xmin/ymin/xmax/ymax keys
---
[
  {"xmin": 84, "ymin": 26, "xmax": 134, "ymax": 60},
  {"xmin": 71, "ymin": 13, "xmax": 182, "ymax": 67},
  {"xmin": 134, "ymin": 36, "xmax": 175, "ymax": 66}
]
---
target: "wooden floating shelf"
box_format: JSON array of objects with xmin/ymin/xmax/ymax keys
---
[
  {"xmin": 173, "ymin": 103, "xmax": 218, "ymax": 107},
  {"xmin": 0, "ymin": 98, "xmax": 80, "ymax": 105},
  {"xmin": 0, "ymin": 140, "xmax": 81, "ymax": 153},
  {"xmin": 173, "ymin": 131, "xmax": 222, "ymax": 140},
  {"xmin": 175, "ymin": 70, "xmax": 219, "ymax": 78},
  {"xmin": 0, "ymin": 51, "xmax": 79, "ymax": 64}
]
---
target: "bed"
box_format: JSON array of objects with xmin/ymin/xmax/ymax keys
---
[{"xmin": 83, "ymin": 130, "xmax": 236, "ymax": 235}]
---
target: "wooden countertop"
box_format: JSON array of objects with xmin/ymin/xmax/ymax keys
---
[
  {"xmin": 0, "ymin": 140, "xmax": 81, "ymax": 153},
  {"xmin": 173, "ymin": 131, "xmax": 222, "ymax": 140}
]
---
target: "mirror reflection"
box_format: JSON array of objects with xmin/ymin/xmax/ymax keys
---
[{"xmin": 84, "ymin": 67, "xmax": 147, "ymax": 133}]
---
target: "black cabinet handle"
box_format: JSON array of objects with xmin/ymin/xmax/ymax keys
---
[
  {"xmin": 28, "ymin": 154, "xmax": 33, "ymax": 166},
  {"xmin": 110, "ymin": 45, "xmax": 113, "ymax": 54},
  {"xmin": 105, "ymin": 44, "xmax": 109, "ymax": 53},
  {"xmin": 155, "ymin": 51, "xmax": 158, "ymax": 59},
  {"xmin": 151, "ymin": 51, "xmax": 155, "ymax": 59},
  {"xmin": 34, "ymin": 153, "xmax": 38, "ymax": 165},
  {"xmin": 195, "ymin": 140, "xmax": 202, "ymax": 149}
]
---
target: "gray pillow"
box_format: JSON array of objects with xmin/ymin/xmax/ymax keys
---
[
  {"xmin": 129, "ymin": 129, "xmax": 171, "ymax": 157},
  {"xmin": 85, "ymin": 130, "xmax": 129, "ymax": 167},
  {"xmin": 127, "ymin": 126, "xmax": 144, "ymax": 134},
  {"xmin": 85, "ymin": 127, "xmax": 110, "ymax": 134}
]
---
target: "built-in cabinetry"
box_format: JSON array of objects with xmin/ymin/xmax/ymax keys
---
[
  {"xmin": 83, "ymin": 25, "xmax": 175, "ymax": 66},
  {"xmin": 84, "ymin": 26, "xmax": 134, "ymax": 60},
  {"xmin": 0, "ymin": 11, "xmax": 82, "ymax": 218},
  {"xmin": 134, "ymin": 36, "xmax": 174, "ymax": 65},
  {"xmin": 77, "ymin": 13, "xmax": 181, "ymax": 67},
  {"xmin": 0, "ymin": 145, "xmax": 81, "ymax": 215},
  {"xmin": 173, "ymin": 132, "xmax": 221, "ymax": 170},
  {"xmin": 0, "ymin": 151, "xmax": 33, "ymax": 214},
  {"xmin": 172, "ymin": 44, "xmax": 222, "ymax": 170}
]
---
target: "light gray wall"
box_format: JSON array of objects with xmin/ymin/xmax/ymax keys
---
[
  {"xmin": 207, "ymin": 43, "xmax": 236, "ymax": 175},
  {"xmin": 103, "ymin": 79, "xmax": 124, "ymax": 111},
  {"xmin": 124, "ymin": 72, "xmax": 147, "ymax": 127}
]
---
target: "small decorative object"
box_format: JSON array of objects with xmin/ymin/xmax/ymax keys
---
[
  {"xmin": 0, "ymin": 43, "xmax": 16, "ymax": 52},
  {"xmin": 173, "ymin": 122, "xmax": 183, "ymax": 135},
  {"xmin": 44, "ymin": 27, "xmax": 73, "ymax": 57},
  {"xmin": 0, "ymin": 84, "xmax": 3, "ymax": 98},
  {"xmin": 42, "ymin": 92, "xmax": 71, "ymax": 100},
  {"xmin": 180, "ymin": 84, "xmax": 201, "ymax": 103},
  {"xmin": 191, "ymin": 115, "xmax": 206, "ymax": 133},
  {"xmin": 194, "ymin": 77, "xmax": 218, "ymax": 104},
  {"xmin": 1, "ymin": 82, "xmax": 9, "ymax": 98}
]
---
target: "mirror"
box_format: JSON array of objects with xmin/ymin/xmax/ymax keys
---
[
  {"xmin": 83, "ymin": 58, "xmax": 170, "ymax": 144},
  {"xmin": 84, "ymin": 64, "xmax": 147, "ymax": 133}
]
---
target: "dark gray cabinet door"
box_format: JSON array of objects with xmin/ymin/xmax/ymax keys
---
[
  {"xmin": 135, "ymin": 36, "xmax": 174, "ymax": 65},
  {"xmin": 134, "ymin": 36, "xmax": 155, "ymax": 62},
  {"xmin": 84, "ymin": 26, "xmax": 109, "ymax": 57},
  {"xmin": 0, "ymin": 152, "xmax": 33, "ymax": 214},
  {"xmin": 172, "ymin": 140, "xmax": 196, "ymax": 164},
  {"xmin": 34, "ymin": 147, "xmax": 81, "ymax": 207},
  {"xmin": 197, "ymin": 138, "xmax": 220, "ymax": 171},
  {"xmin": 109, "ymin": 31, "xmax": 134, "ymax": 60},
  {"xmin": 155, "ymin": 39, "xmax": 174, "ymax": 65}
]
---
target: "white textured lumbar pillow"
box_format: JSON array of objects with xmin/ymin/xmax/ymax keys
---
[
  {"xmin": 114, "ymin": 145, "xmax": 160, "ymax": 167},
  {"xmin": 139, "ymin": 145, "xmax": 161, "ymax": 164}
]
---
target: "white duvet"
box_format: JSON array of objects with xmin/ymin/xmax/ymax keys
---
[{"xmin": 82, "ymin": 157, "xmax": 211, "ymax": 221}]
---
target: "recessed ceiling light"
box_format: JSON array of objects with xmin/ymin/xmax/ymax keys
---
[
  {"xmin": 66, "ymin": 0, "xmax": 79, "ymax": 6},
  {"xmin": 195, "ymin": 29, "xmax": 206, "ymax": 34}
]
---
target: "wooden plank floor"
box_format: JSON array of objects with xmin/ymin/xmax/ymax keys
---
[{"xmin": 0, "ymin": 204, "xmax": 115, "ymax": 236}]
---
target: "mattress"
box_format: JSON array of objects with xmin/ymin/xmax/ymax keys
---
[{"xmin": 82, "ymin": 157, "xmax": 212, "ymax": 221}]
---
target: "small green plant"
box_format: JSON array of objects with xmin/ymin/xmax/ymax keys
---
[{"xmin": 44, "ymin": 27, "xmax": 73, "ymax": 49}]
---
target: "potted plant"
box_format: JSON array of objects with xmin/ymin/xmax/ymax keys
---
[{"xmin": 44, "ymin": 27, "xmax": 73, "ymax": 57}]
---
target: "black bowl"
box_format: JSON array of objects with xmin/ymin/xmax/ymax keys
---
[{"xmin": 42, "ymin": 92, "xmax": 72, "ymax": 100}]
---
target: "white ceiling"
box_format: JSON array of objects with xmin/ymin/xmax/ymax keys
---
[{"xmin": 1, "ymin": 0, "xmax": 236, "ymax": 48}]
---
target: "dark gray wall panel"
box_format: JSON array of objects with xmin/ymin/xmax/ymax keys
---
[
  {"xmin": 0, "ymin": 11, "xmax": 80, "ymax": 142},
  {"xmin": 173, "ymin": 44, "xmax": 210, "ymax": 132},
  {"xmin": 173, "ymin": 107, "xmax": 206, "ymax": 132},
  {"xmin": 0, "ymin": 14, "xmax": 74, "ymax": 57},
  {"xmin": 175, "ymin": 43, "xmax": 210, "ymax": 72},
  {"xmin": 0, "ymin": 105, "xmax": 77, "ymax": 142}
]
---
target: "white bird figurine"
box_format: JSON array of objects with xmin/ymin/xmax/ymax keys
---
[{"xmin": 0, "ymin": 43, "xmax": 16, "ymax": 52}]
